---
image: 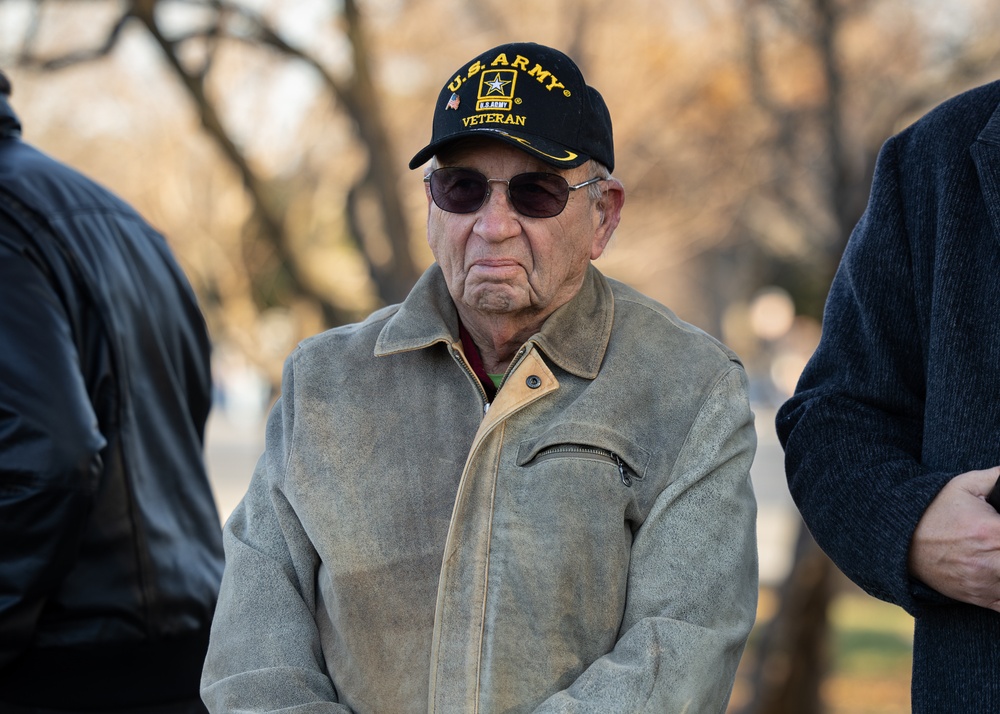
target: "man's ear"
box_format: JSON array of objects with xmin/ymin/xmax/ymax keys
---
[{"xmin": 591, "ymin": 178, "xmax": 625, "ymax": 260}]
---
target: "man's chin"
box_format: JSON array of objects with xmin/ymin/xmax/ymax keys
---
[{"xmin": 463, "ymin": 286, "xmax": 526, "ymax": 315}]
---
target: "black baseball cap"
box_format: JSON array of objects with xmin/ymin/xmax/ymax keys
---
[{"xmin": 408, "ymin": 42, "xmax": 614, "ymax": 172}]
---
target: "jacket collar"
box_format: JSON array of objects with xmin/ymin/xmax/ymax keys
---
[
  {"xmin": 0, "ymin": 97, "xmax": 22, "ymax": 139},
  {"xmin": 972, "ymin": 93, "xmax": 1000, "ymax": 242},
  {"xmin": 375, "ymin": 263, "xmax": 614, "ymax": 380}
]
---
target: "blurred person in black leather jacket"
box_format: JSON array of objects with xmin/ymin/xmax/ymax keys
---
[{"xmin": 0, "ymin": 70, "xmax": 224, "ymax": 713}]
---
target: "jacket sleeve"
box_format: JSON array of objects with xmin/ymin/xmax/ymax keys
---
[
  {"xmin": 775, "ymin": 135, "xmax": 954, "ymax": 612},
  {"xmin": 201, "ymin": 354, "xmax": 353, "ymax": 713},
  {"xmin": 536, "ymin": 365, "xmax": 758, "ymax": 713},
  {"xmin": 0, "ymin": 234, "xmax": 105, "ymax": 667}
]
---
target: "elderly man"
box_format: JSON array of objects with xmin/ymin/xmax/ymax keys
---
[{"xmin": 202, "ymin": 42, "xmax": 757, "ymax": 713}]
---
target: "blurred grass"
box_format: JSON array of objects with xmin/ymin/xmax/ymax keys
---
[
  {"xmin": 826, "ymin": 589, "xmax": 912, "ymax": 714},
  {"xmin": 731, "ymin": 586, "xmax": 913, "ymax": 713}
]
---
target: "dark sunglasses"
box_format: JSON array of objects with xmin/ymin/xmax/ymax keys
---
[{"xmin": 424, "ymin": 167, "xmax": 605, "ymax": 219}]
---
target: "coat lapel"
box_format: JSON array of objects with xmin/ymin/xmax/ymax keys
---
[{"xmin": 971, "ymin": 99, "xmax": 1000, "ymax": 241}]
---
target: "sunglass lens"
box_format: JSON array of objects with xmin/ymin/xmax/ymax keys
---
[
  {"xmin": 430, "ymin": 168, "xmax": 488, "ymax": 214},
  {"xmin": 508, "ymin": 173, "xmax": 569, "ymax": 218},
  {"xmin": 428, "ymin": 169, "xmax": 572, "ymax": 218}
]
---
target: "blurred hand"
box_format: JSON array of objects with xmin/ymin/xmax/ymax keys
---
[{"xmin": 909, "ymin": 466, "xmax": 1000, "ymax": 612}]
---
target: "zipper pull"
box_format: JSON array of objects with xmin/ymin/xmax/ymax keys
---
[{"xmin": 615, "ymin": 453, "xmax": 632, "ymax": 487}]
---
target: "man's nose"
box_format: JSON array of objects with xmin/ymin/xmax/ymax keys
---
[{"xmin": 474, "ymin": 182, "xmax": 521, "ymax": 241}]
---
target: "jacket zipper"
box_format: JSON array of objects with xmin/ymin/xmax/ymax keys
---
[
  {"xmin": 451, "ymin": 343, "xmax": 531, "ymax": 415},
  {"xmin": 450, "ymin": 346, "xmax": 491, "ymax": 413},
  {"xmin": 533, "ymin": 445, "xmax": 637, "ymax": 487},
  {"xmin": 498, "ymin": 346, "xmax": 528, "ymax": 389}
]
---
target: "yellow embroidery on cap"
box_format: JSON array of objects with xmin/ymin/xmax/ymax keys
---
[
  {"xmin": 476, "ymin": 70, "xmax": 516, "ymax": 112},
  {"xmin": 495, "ymin": 133, "xmax": 578, "ymax": 162}
]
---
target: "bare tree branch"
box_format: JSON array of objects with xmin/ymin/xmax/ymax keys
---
[
  {"xmin": 16, "ymin": 2, "xmax": 131, "ymax": 70},
  {"xmin": 161, "ymin": 0, "xmax": 419, "ymax": 303},
  {"xmin": 129, "ymin": 0, "xmax": 351, "ymax": 327}
]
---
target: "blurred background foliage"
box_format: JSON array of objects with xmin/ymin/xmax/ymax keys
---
[{"xmin": 2, "ymin": 0, "xmax": 998, "ymax": 711}]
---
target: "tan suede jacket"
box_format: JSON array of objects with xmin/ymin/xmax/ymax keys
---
[{"xmin": 202, "ymin": 264, "xmax": 758, "ymax": 713}]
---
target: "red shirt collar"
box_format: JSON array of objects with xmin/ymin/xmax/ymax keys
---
[{"xmin": 458, "ymin": 320, "xmax": 498, "ymax": 401}]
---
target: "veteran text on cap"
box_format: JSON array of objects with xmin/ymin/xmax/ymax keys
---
[{"xmin": 409, "ymin": 42, "xmax": 614, "ymax": 172}]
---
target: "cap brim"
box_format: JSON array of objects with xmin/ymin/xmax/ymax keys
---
[{"xmin": 408, "ymin": 128, "xmax": 591, "ymax": 171}]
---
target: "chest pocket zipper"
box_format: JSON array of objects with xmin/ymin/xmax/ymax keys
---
[{"xmin": 531, "ymin": 444, "xmax": 639, "ymax": 487}]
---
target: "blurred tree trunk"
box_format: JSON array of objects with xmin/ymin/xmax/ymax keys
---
[
  {"xmin": 335, "ymin": 0, "xmax": 419, "ymax": 305},
  {"xmin": 736, "ymin": 1, "xmax": 857, "ymax": 709},
  {"xmin": 131, "ymin": 0, "xmax": 419, "ymax": 314},
  {"xmin": 15, "ymin": 0, "xmax": 425, "ymax": 389},
  {"xmin": 738, "ymin": 524, "xmax": 834, "ymax": 714},
  {"xmin": 130, "ymin": 1, "xmax": 350, "ymax": 326},
  {"xmin": 20, "ymin": 0, "xmax": 421, "ymax": 329},
  {"xmin": 738, "ymin": 1, "xmax": 1000, "ymax": 710}
]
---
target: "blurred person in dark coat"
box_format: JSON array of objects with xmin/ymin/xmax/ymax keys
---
[
  {"xmin": 0, "ymin": 70, "xmax": 224, "ymax": 713},
  {"xmin": 778, "ymin": 79, "xmax": 1000, "ymax": 712}
]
